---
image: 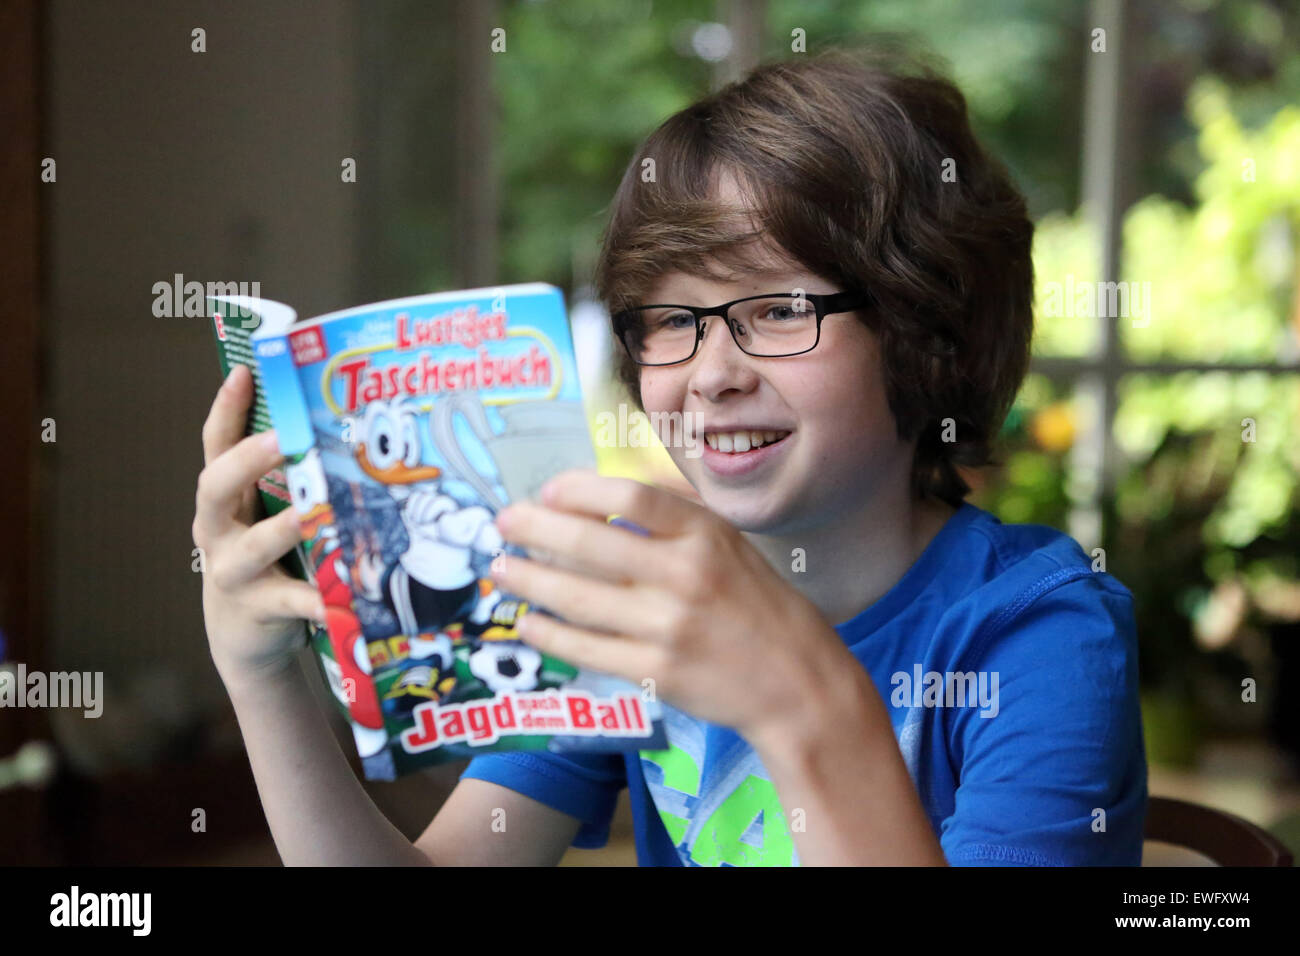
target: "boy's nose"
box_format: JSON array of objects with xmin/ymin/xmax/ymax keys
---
[
  {"xmin": 697, "ymin": 316, "xmax": 743, "ymax": 358},
  {"xmin": 687, "ymin": 317, "xmax": 761, "ymax": 397}
]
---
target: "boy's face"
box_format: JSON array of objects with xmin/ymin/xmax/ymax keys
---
[{"xmin": 638, "ymin": 259, "xmax": 914, "ymax": 536}]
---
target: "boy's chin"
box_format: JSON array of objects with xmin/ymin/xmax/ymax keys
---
[
  {"xmin": 670, "ymin": 456, "xmax": 794, "ymax": 531},
  {"xmin": 693, "ymin": 483, "xmax": 803, "ymax": 535}
]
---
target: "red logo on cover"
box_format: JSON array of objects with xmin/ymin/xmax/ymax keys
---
[{"xmin": 288, "ymin": 328, "xmax": 327, "ymax": 366}]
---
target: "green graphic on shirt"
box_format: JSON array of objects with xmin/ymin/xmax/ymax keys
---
[{"xmin": 641, "ymin": 744, "xmax": 795, "ymax": 866}]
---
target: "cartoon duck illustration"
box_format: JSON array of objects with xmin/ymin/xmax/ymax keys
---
[
  {"xmin": 286, "ymin": 450, "xmax": 387, "ymax": 756},
  {"xmin": 285, "ymin": 448, "xmax": 339, "ymax": 570},
  {"xmin": 352, "ymin": 399, "xmax": 506, "ymax": 638}
]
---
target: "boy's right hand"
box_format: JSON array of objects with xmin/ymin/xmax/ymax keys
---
[{"xmin": 192, "ymin": 364, "xmax": 326, "ymax": 690}]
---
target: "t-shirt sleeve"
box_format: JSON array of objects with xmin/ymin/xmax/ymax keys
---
[
  {"xmin": 458, "ymin": 749, "xmax": 628, "ymax": 849},
  {"xmin": 940, "ymin": 571, "xmax": 1148, "ymax": 866}
]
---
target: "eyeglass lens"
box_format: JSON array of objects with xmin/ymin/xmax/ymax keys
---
[{"xmin": 621, "ymin": 295, "xmax": 820, "ymax": 364}]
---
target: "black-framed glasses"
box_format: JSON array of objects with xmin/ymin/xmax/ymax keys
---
[{"xmin": 612, "ymin": 290, "xmax": 870, "ymax": 366}]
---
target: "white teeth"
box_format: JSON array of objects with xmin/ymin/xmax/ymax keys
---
[{"xmin": 705, "ymin": 429, "xmax": 791, "ymax": 453}]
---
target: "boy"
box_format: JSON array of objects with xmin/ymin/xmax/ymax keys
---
[{"xmin": 194, "ymin": 48, "xmax": 1146, "ymax": 866}]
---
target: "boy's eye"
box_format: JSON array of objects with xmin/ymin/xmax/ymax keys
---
[
  {"xmin": 651, "ymin": 310, "xmax": 695, "ymax": 331},
  {"xmin": 761, "ymin": 301, "xmax": 812, "ymax": 321}
]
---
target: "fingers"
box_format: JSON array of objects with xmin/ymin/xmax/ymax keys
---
[
  {"xmin": 495, "ymin": 500, "xmax": 656, "ymax": 585},
  {"xmin": 247, "ymin": 576, "xmax": 326, "ymax": 626},
  {"xmin": 238, "ymin": 479, "xmax": 259, "ymax": 528},
  {"xmin": 215, "ymin": 505, "xmax": 308, "ymax": 591},
  {"xmin": 194, "ymin": 430, "xmax": 284, "ymax": 540},
  {"xmin": 492, "ymin": 551, "xmax": 658, "ymax": 639},
  {"xmin": 202, "ymin": 364, "xmax": 255, "ymax": 467},
  {"xmin": 517, "ymin": 612, "xmax": 660, "ymax": 682},
  {"xmin": 538, "ymin": 470, "xmax": 702, "ymax": 537}
]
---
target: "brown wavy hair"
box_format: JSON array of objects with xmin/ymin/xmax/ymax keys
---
[{"xmin": 592, "ymin": 45, "xmax": 1034, "ymax": 507}]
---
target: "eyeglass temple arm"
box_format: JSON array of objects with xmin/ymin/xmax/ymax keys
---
[{"xmin": 818, "ymin": 290, "xmax": 871, "ymax": 314}]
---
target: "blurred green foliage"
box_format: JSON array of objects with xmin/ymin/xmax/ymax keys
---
[
  {"xmin": 493, "ymin": 0, "xmax": 712, "ymax": 287},
  {"xmin": 998, "ymin": 78, "xmax": 1300, "ymax": 749},
  {"xmin": 389, "ymin": 0, "xmax": 1300, "ymax": 754},
  {"xmin": 485, "ymin": 0, "xmax": 1300, "ymax": 291}
]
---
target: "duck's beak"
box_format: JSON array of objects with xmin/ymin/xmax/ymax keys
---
[
  {"xmin": 357, "ymin": 443, "xmax": 442, "ymax": 485},
  {"xmin": 299, "ymin": 501, "xmax": 335, "ymax": 540}
]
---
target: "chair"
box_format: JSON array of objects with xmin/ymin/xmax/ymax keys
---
[{"xmin": 1143, "ymin": 795, "xmax": 1294, "ymax": 866}]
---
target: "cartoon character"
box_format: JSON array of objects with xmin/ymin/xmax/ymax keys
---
[
  {"xmin": 352, "ymin": 399, "xmax": 505, "ymax": 637},
  {"xmin": 381, "ymin": 630, "xmax": 460, "ymax": 718},
  {"xmin": 473, "ymin": 597, "xmax": 530, "ymax": 641},
  {"xmin": 287, "ymin": 450, "xmax": 387, "ymax": 755},
  {"xmin": 313, "ymin": 552, "xmax": 386, "ymax": 730},
  {"xmin": 318, "ymin": 638, "xmax": 387, "ymax": 759},
  {"xmin": 285, "ymin": 448, "xmax": 338, "ymax": 571}
]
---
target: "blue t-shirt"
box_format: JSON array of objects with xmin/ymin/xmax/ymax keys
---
[{"xmin": 459, "ymin": 500, "xmax": 1147, "ymax": 865}]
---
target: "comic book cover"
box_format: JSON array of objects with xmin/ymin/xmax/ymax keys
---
[
  {"xmin": 210, "ymin": 285, "xmax": 666, "ymax": 780},
  {"xmin": 208, "ymin": 297, "xmax": 311, "ymax": 580}
]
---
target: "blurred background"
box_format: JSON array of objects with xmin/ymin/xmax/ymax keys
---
[{"xmin": 2, "ymin": 0, "xmax": 1297, "ymax": 865}]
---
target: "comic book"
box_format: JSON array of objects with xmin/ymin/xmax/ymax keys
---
[{"xmin": 208, "ymin": 284, "xmax": 666, "ymax": 780}]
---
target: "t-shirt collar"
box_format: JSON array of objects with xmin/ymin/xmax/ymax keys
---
[{"xmin": 834, "ymin": 501, "xmax": 981, "ymax": 641}]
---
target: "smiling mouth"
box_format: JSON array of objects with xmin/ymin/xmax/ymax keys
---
[{"xmin": 703, "ymin": 429, "xmax": 792, "ymax": 453}]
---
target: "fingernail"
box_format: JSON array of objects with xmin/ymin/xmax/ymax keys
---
[{"xmin": 261, "ymin": 431, "xmax": 280, "ymax": 452}]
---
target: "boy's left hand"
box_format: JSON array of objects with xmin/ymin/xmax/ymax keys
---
[{"xmin": 488, "ymin": 468, "xmax": 853, "ymax": 742}]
